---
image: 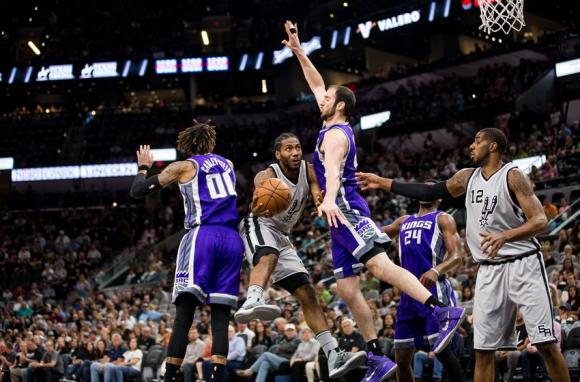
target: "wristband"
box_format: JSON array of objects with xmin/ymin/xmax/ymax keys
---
[
  {"xmin": 138, "ymin": 165, "xmax": 150, "ymax": 172},
  {"xmin": 431, "ymin": 268, "xmax": 440, "ymax": 276}
]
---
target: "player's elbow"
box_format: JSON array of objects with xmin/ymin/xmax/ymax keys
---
[{"xmin": 536, "ymin": 214, "xmax": 549, "ymax": 233}]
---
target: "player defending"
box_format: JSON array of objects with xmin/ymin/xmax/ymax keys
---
[
  {"xmin": 382, "ymin": 184, "xmax": 465, "ymax": 382},
  {"xmin": 235, "ymin": 132, "xmax": 366, "ymax": 378},
  {"xmin": 356, "ymin": 128, "xmax": 570, "ymax": 382},
  {"xmin": 129, "ymin": 121, "xmax": 244, "ymax": 382},
  {"xmin": 282, "ymin": 20, "xmax": 465, "ymax": 381}
]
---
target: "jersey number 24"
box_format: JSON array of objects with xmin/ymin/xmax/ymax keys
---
[{"xmin": 404, "ymin": 229, "xmax": 422, "ymax": 245}]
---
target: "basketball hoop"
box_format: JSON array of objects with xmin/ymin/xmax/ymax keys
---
[{"xmin": 478, "ymin": 0, "xmax": 525, "ymax": 35}]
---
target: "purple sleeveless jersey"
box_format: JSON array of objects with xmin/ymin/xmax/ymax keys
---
[
  {"xmin": 394, "ymin": 211, "xmax": 457, "ymax": 348},
  {"xmin": 172, "ymin": 153, "xmax": 243, "ymax": 307},
  {"xmin": 313, "ymin": 123, "xmax": 370, "ymax": 215},
  {"xmin": 398, "ymin": 211, "xmax": 446, "ymax": 279},
  {"xmin": 179, "ymin": 154, "xmax": 239, "ymax": 229}
]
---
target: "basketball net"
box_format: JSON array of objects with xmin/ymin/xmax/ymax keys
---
[{"xmin": 478, "ymin": 0, "xmax": 525, "ymax": 35}]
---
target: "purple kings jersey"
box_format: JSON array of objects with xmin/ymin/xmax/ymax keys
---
[
  {"xmin": 178, "ymin": 154, "xmax": 238, "ymax": 229},
  {"xmin": 398, "ymin": 211, "xmax": 446, "ymax": 279},
  {"xmin": 312, "ymin": 123, "xmax": 370, "ymax": 216}
]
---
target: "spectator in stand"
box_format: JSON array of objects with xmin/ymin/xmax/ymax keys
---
[
  {"xmin": 541, "ymin": 242, "xmax": 557, "ymax": 267},
  {"xmin": 0, "ymin": 340, "xmax": 16, "ymax": 382},
  {"xmin": 558, "ymin": 198, "xmax": 571, "ymax": 221},
  {"xmin": 90, "ymin": 333, "xmax": 126, "ymax": 382},
  {"xmin": 112, "ymin": 338, "xmax": 142, "ymax": 382},
  {"xmin": 65, "ymin": 339, "xmax": 90, "ymax": 381},
  {"xmin": 412, "ymin": 350, "xmax": 443, "ymax": 382},
  {"xmin": 10, "ymin": 338, "xmax": 43, "ymax": 382},
  {"xmin": 236, "ymin": 323, "xmax": 300, "ymax": 381},
  {"xmin": 235, "ymin": 322, "xmax": 255, "ymax": 350},
  {"xmin": 377, "ymin": 313, "xmax": 395, "ymax": 339},
  {"xmin": 337, "ymin": 319, "xmax": 365, "ymax": 353},
  {"xmin": 462, "ymin": 286, "xmax": 474, "ymax": 303},
  {"xmin": 28, "ymin": 339, "xmax": 64, "ymax": 382},
  {"xmin": 289, "ymin": 328, "xmax": 319, "ymax": 382},
  {"xmin": 224, "ymin": 325, "xmax": 246, "ymax": 381},
  {"xmin": 251, "ymin": 321, "xmax": 272, "ymax": 349},
  {"xmin": 137, "ymin": 304, "xmax": 161, "ymax": 323},
  {"xmin": 195, "ymin": 312, "xmax": 210, "ymax": 336},
  {"xmin": 138, "ymin": 326, "xmax": 156, "ymax": 351},
  {"xmin": 542, "ymin": 196, "xmax": 559, "ymax": 231},
  {"xmin": 181, "ymin": 328, "xmax": 205, "ymax": 382}
]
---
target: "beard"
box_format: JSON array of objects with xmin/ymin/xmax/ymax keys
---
[{"xmin": 321, "ymin": 104, "xmax": 337, "ymax": 121}]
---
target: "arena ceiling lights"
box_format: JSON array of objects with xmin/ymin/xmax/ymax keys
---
[
  {"xmin": 10, "ymin": 149, "xmax": 177, "ymax": 182},
  {"xmin": 3, "ymin": 1, "xmax": 456, "ymax": 85}
]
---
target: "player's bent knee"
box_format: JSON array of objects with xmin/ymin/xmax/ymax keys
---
[{"xmin": 536, "ymin": 342, "xmax": 560, "ymax": 360}]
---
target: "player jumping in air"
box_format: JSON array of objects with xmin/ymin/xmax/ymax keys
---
[
  {"xmin": 356, "ymin": 128, "xmax": 570, "ymax": 382},
  {"xmin": 130, "ymin": 121, "xmax": 244, "ymax": 382},
  {"xmin": 282, "ymin": 20, "xmax": 465, "ymax": 381},
  {"xmin": 235, "ymin": 133, "xmax": 366, "ymax": 379}
]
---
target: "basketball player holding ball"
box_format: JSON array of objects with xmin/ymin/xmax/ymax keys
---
[
  {"xmin": 282, "ymin": 20, "xmax": 466, "ymax": 381},
  {"xmin": 236, "ymin": 132, "xmax": 367, "ymax": 379}
]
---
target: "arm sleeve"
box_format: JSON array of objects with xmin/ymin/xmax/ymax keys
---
[
  {"xmin": 391, "ymin": 180, "xmax": 451, "ymax": 201},
  {"xmin": 129, "ymin": 173, "xmax": 161, "ymax": 199}
]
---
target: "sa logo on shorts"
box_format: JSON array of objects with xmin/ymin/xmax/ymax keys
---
[{"xmin": 536, "ymin": 324, "xmax": 552, "ymax": 337}]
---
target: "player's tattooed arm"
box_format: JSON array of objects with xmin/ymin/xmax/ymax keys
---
[
  {"xmin": 381, "ymin": 215, "xmax": 408, "ymax": 239},
  {"xmin": 306, "ymin": 163, "xmax": 323, "ymax": 207},
  {"xmin": 480, "ymin": 168, "xmax": 548, "ymax": 258},
  {"xmin": 445, "ymin": 168, "xmax": 475, "ymax": 198},
  {"xmin": 251, "ymin": 167, "xmax": 277, "ymax": 217},
  {"xmin": 253, "ymin": 167, "xmax": 276, "ymax": 188},
  {"xmin": 158, "ymin": 160, "xmax": 195, "ymax": 187},
  {"xmin": 356, "ymin": 168, "xmax": 473, "ymax": 200}
]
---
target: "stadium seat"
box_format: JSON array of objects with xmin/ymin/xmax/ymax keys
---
[
  {"xmin": 566, "ymin": 327, "xmax": 580, "ymax": 350},
  {"xmin": 564, "ymin": 349, "xmax": 579, "ymax": 368}
]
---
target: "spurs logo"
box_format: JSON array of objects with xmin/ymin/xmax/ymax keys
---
[
  {"xmin": 479, "ymin": 195, "xmax": 497, "ymax": 228},
  {"xmin": 537, "ymin": 325, "xmax": 552, "ymax": 337}
]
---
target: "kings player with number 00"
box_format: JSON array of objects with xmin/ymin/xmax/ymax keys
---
[{"xmin": 129, "ymin": 121, "xmax": 244, "ymax": 382}]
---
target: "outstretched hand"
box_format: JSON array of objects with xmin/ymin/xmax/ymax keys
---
[
  {"xmin": 136, "ymin": 145, "xmax": 154, "ymax": 168},
  {"xmin": 281, "ymin": 20, "xmax": 302, "ymax": 53},
  {"xmin": 355, "ymin": 172, "xmax": 386, "ymax": 191}
]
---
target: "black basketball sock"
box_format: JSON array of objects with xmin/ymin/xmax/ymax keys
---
[
  {"xmin": 435, "ymin": 346, "xmax": 465, "ymax": 382},
  {"xmin": 209, "ymin": 364, "xmax": 226, "ymax": 382},
  {"xmin": 366, "ymin": 339, "xmax": 383, "ymax": 356},
  {"xmin": 424, "ymin": 295, "xmax": 446, "ymax": 309}
]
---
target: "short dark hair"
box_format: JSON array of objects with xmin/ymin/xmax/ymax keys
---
[
  {"xmin": 273, "ymin": 132, "xmax": 299, "ymax": 152},
  {"xmin": 331, "ymin": 85, "xmax": 356, "ymax": 118},
  {"xmin": 176, "ymin": 119, "xmax": 217, "ymax": 155},
  {"xmin": 479, "ymin": 128, "xmax": 507, "ymax": 154}
]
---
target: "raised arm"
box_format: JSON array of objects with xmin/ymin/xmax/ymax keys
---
[
  {"xmin": 356, "ymin": 168, "xmax": 475, "ymax": 200},
  {"xmin": 480, "ymin": 168, "xmax": 548, "ymax": 258},
  {"xmin": 281, "ymin": 21, "xmax": 326, "ymax": 106},
  {"xmin": 382, "ymin": 215, "xmax": 408, "ymax": 239},
  {"xmin": 130, "ymin": 145, "xmax": 195, "ymax": 199}
]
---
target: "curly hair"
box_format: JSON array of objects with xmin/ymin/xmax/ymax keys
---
[{"xmin": 176, "ymin": 120, "xmax": 217, "ymax": 155}]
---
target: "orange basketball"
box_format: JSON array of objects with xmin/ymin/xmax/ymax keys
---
[{"xmin": 253, "ymin": 178, "xmax": 292, "ymax": 215}]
